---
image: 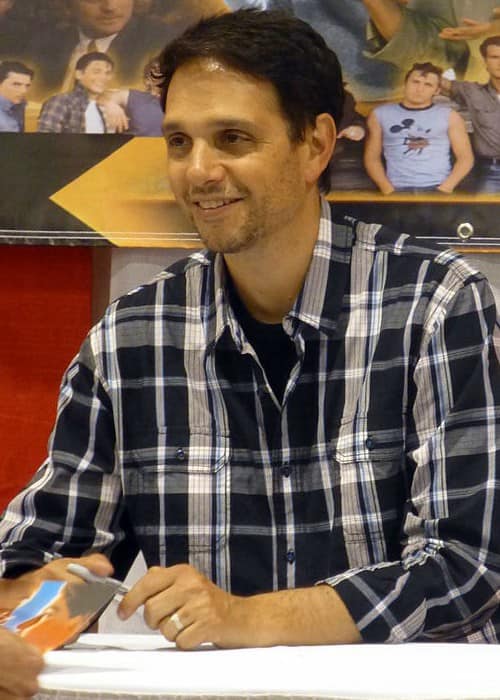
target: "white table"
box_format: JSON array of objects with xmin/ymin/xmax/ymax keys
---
[{"xmin": 37, "ymin": 634, "xmax": 500, "ymax": 700}]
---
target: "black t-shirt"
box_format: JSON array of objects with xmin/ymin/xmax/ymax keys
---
[{"xmin": 228, "ymin": 280, "xmax": 296, "ymax": 403}]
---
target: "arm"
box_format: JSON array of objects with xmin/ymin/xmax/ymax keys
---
[
  {"xmin": 99, "ymin": 89, "xmax": 130, "ymax": 133},
  {"xmin": 0, "ymin": 630, "xmax": 44, "ymax": 699},
  {"xmin": 439, "ymin": 8, "xmax": 500, "ymax": 41},
  {"xmin": 119, "ymin": 564, "xmax": 361, "ymax": 649},
  {"xmin": 437, "ymin": 109, "xmax": 474, "ymax": 193},
  {"xmin": 0, "ymin": 334, "xmax": 124, "ymax": 578},
  {"xmin": 362, "ymin": 0, "xmax": 404, "ymax": 41},
  {"xmin": 37, "ymin": 97, "xmax": 68, "ymax": 133},
  {"xmin": 363, "ymin": 110, "xmax": 395, "ymax": 194}
]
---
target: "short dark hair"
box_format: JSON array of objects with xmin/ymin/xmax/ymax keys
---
[
  {"xmin": 157, "ymin": 9, "xmax": 345, "ymax": 192},
  {"xmin": 404, "ymin": 61, "xmax": 442, "ymax": 82},
  {"xmin": 0, "ymin": 60, "xmax": 34, "ymax": 83},
  {"xmin": 480, "ymin": 35, "xmax": 500, "ymax": 57},
  {"xmin": 75, "ymin": 51, "xmax": 114, "ymax": 72}
]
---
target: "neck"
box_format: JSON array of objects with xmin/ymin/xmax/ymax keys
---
[
  {"xmin": 401, "ymin": 99, "xmax": 432, "ymax": 109},
  {"xmin": 224, "ymin": 191, "xmax": 321, "ymax": 323}
]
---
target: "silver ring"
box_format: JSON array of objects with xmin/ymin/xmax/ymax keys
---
[{"xmin": 170, "ymin": 612, "xmax": 184, "ymax": 632}]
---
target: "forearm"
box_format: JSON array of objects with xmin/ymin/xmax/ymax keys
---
[
  {"xmin": 438, "ymin": 158, "xmax": 473, "ymax": 192},
  {"xmin": 364, "ymin": 156, "xmax": 394, "ymax": 194},
  {"xmin": 363, "ymin": 0, "xmax": 403, "ymax": 40},
  {"xmin": 226, "ymin": 584, "xmax": 361, "ymax": 648}
]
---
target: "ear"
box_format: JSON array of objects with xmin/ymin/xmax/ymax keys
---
[{"xmin": 302, "ymin": 113, "xmax": 337, "ymax": 186}]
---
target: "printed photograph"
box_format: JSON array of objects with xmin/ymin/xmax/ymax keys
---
[
  {"xmin": 0, "ymin": 1, "xmax": 499, "ymax": 245},
  {"xmin": 1, "ymin": 578, "xmax": 120, "ymax": 652}
]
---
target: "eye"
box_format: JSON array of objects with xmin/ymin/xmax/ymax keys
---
[
  {"xmin": 216, "ymin": 130, "xmax": 254, "ymax": 153},
  {"xmin": 166, "ymin": 133, "xmax": 191, "ymax": 155}
]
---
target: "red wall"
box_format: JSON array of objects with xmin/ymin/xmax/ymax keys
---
[{"xmin": 0, "ymin": 247, "xmax": 93, "ymax": 511}]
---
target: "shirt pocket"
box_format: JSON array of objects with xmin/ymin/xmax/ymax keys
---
[
  {"xmin": 123, "ymin": 428, "xmax": 230, "ymax": 563},
  {"xmin": 330, "ymin": 416, "xmax": 407, "ymax": 564}
]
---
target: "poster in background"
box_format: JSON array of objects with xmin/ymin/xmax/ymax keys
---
[{"xmin": 0, "ymin": 0, "xmax": 499, "ymax": 247}]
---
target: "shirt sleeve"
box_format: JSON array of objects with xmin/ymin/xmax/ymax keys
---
[
  {"xmin": 0, "ymin": 332, "xmax": 124, "ymax": 577},
  {"xmin": 37, "ymin": 96, "xmax": 68, "ymax": 133},
  {"xmin": 325, "ymin": 273, "xmax": 500, "ymax": 642}
]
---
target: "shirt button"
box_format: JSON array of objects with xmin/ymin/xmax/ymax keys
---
[
  {"xmin": 176, "ymin": 447, "xmax": 186, "ymax": 461},
  {"xmin": 281, "ymin": 465, "xmax": 291, "ymax": 477},
  {"xmin": 286, "ymin": 550, "xmax": 296, "ymax": 564},
  {"xmin": 365, "ymin": 437, "xmax": 376, "ymax": 450}
]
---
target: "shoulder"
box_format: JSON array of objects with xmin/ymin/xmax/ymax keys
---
[
  {"xmin": 349, "ymin": 218, "xmax": 484, "ymax": 292},
  {"xmin": 451, "ymin": 80, "xmax": 482, "ymax": 98},
  {"xmin": 41, "ymin": 92, "xmax": 69, "ymax": 110},
  {"xmin": 108, "ymin": 250, "xmax": 213, "ymax": 316}
]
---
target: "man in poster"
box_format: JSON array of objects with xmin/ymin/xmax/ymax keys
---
[
  {"xmin": 38, "ymin": 51, "xmax": 114, "ymax": 133},
  {"xmin": 0, "ymin": 59, "xmax": 33, "ymax": 132},
  {"xmin": 364, "ymin": 61, "xmax": 473, "ymax": 193},
  {"xmin": 441, "ymin": 35, "xmax": 500, "ymax": 193}
]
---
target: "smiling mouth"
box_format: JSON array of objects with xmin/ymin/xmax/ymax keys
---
[{"xmin": 194, "ymin": 199, "xmax": 242, "ymax": 210}]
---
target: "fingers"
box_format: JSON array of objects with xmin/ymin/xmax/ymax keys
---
[
  {"xmin": 118, "ymin": 565, "xmax": 179, "ymax": 620},
  {"xmin": 0, "ymin": 632, "xmax": 44, "ymax": 698},
  {"xmin": 117, "ymin": 564, "xmax": 237, "ymax": 650}
]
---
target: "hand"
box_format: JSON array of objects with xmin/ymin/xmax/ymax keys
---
[
  {"xmin": 338, "ymin": 125, "xmax": 366, "ymax": 141},
  {"xmin": 0, "ymin": 629, "xmax": 44, "ymax": 699},
  {"xmin": 17, "ymin": 553, "xmax": 113, "ymax": 589},
  {"xmin": 380, "ymin": 184, "xmax": 395, "ymax": 195},
  {"xmin": 436, "ymin": 184, "xmax": 454, "ymax": 194},
  {"xmin": 439, "ymin": 18, "xmax": 494, "ymax": 41},
  {"xmin": 118, "ymin": 564, "xmax": 248, "ymax": 650},
  {"xmin": 100, "ymin": 101, "xmax": 129, "ymax": 133}
]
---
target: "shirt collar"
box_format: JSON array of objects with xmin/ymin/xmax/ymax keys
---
[
  {"xmin": 78, "ymin": 30, "xmax": 118, "ymax": 53},
  {"xmin": 0, "ymin": 93, "xmax": 14, "ymax": 111},
  {"xmin": 206, "ymin": 197, "xmax": 355, "ymax": 351}
]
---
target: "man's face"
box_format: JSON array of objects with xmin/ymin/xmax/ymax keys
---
[
  {"xmin": 484, "ymin": 44, "xmax": 500, "ymax": 81},
  {"xmin": 69, "ymin": 0, "xmax": 134, "ymax": 38},
  {"xmin": 0, "ymin": 72, "xmax": 32, "ymax": 103},
  {"xmin": 0, "ymin": 0, "xmax": 13, "ymax": 20},
  {"xmin": 164, "ymin": 59, "xmax": 312, "ymax": 255},
  {"xmin": 403, "ymin": 70, "xmax": 440, "ymax": 107},
  {"xmin": 76, "ymin": 59, "xmax": 113, "ymax": 96}
]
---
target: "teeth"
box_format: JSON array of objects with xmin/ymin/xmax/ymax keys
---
[{"xmin": 196, "ymin": 200, "xmax": 233, "ymax": 210}]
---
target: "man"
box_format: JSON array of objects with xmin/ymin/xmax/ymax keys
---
[
  {"xmin": 364, "ymin": 61, "xmax": 473, "ymax": 193},
  {"xmin": 38, "ymin": 51, "xmax": 114, "ymax": 133},
  {"xmin": 1, "ymin": 9, "xmax": 499, "ymax": 649},
  {"xmin": 0, "ymin": 60, "xmax": 33, "ymax": 132},
  {"xmin": 29, "ymin": 0, "xmax": 189, "ymax": 97},
  {"xmin": 441, "ymin": 35, "xmax": 500, "ymax": 193},
  {"xmin": 362, "ymin": 0, "xmax": 500, "ymax": 81}
]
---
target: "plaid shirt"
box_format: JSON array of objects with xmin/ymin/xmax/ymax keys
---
[
  {"xmin": 38, "ymin": 82, "xmax": 106, "ymax": 133},
  {"xmin": 1, "ymin": 200, "xmax": 499, "ymax": 643}
]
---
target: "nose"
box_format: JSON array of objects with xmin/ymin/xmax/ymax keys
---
[
  {"xmin": 186, "ymin": 140, "xmax": 225, "ymax": 187},
  {"xmin": 100, "ymin": 0, "xmax": 119, "ymax": 11}
]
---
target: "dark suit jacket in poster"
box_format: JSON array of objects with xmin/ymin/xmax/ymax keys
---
[{"xmin": 28, "ymin": 14, "xmax": 189, "ymax": 98}]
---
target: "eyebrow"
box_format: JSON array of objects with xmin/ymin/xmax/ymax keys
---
[{"xmin": 162, "ymin": 118, "xmax": 258, "ymax": 136}]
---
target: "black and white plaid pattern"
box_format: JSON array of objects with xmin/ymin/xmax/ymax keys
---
[
  {"xmin": 1, "ymin": 200, "xmax": 499, "ymax": 642},
  {"xmin": 38, "ymin": 82, "xmax": 106, "ymax": 133}
]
